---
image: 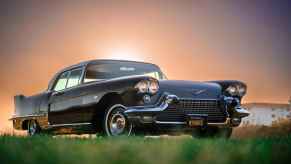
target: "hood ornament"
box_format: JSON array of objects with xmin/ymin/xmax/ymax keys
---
[{"xmin": 193, "ymin": 89, "xmax": 207, "ymax": 95}]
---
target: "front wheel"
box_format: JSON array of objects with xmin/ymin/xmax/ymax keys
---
[{"xmin": 103, "ymin": 104, "xmax": 133, "ymax": 137}]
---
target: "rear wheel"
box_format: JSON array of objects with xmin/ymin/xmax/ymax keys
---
[
  {"xmin": 103, "ymin": 104, "xmax": 133, "ymax": 137},
  {"xmin": 192, "ymin": 127, "xmax": 232, "ymax": 139},
  {"xmin": 28, "ymin": 120, "xmax": 41, "ymax": 136}
]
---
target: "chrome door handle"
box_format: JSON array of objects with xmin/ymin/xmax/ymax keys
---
[{"xmin": 52, "ymin": 91, "xmax": 64, "ymax": 96}]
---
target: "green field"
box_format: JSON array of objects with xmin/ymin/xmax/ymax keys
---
[{"xmin": 0, "ymin": 135, "xmax": 291, "ymax": 164}]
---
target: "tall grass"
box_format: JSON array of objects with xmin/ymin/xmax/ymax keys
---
[
  {"xmin": 1, "ymin": 119, "xmax": 290, "ymax": 164},
  {"xmin": 233, "ymin": 118, "xmax": 291, "ymax": 139},
  {"xmin": 0, "ymin": 135, "xmax": 291, "ymax": 164}
]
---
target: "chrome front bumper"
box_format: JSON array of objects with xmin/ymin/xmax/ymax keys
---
[{"xmin": 124, "ymin": 94, "xmax": 250, "ymax": 127}]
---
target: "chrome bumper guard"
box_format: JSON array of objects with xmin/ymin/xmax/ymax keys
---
[{"xmin": 234, "ymin": 106, "xmax": 250, "ymax": 118}]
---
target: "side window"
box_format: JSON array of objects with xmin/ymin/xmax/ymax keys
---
[
  {"xmin": 53, "ymin": 72, "xmax": 69, "ymax": 91},
  {"xmin": 66, "ymin": 69, "xmax": 83, "ymax": 88}
]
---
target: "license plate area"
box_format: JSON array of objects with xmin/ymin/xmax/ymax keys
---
[{"xmin": 186, "ymin": 114, "xmax": 208, "ymax": 127}]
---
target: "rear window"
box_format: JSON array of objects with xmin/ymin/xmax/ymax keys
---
[
  {"xmin": 53, "ymin": 68, "xmax": 83, "ymax": 91},
  {"xmin": 67, "ymin": 69, "xmax": 82, "ymax": 88}
]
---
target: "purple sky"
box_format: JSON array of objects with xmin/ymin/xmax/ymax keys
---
[{"xmin": 0, "ymin": 0, "xmax": 290, "ymax": 104}]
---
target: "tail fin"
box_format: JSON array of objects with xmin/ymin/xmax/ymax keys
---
[{"xmin": 14, "ymin": 94, "xmax": 25, "ymax": 116}]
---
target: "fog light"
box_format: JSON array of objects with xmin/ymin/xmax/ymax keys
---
[{"xmin": 142, "ymin": 116, "xmax": 154, "ymax": 123}]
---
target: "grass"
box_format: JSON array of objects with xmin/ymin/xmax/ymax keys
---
[
  {"xmin": 0, "ymin": 135, "xmax": 291, "ymax": 164},
  {"xmin": 232, "ymin": 118, "xmax": 291, "ymax": 139},
  {"xmin": 1, "ymin": 119, "xmax": 290, "ymax": 164}
]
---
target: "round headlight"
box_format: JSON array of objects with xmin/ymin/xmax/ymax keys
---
[
  {"xmin": 135, "ymin": 80, "xmax": 149, "ymax": 93},
  {"xmin": 238, "ymin": 85, "xmax": 246, "ymax": 96},
  {"xmin": 226, "ymin": 84, "xmax": 247, "ymax": 97},
  {"xmin": 149, "ymin": 80, "xmax": 159, "ymax": 94},
  {"xmin": 226, "ymin": 85, "xmax": 237, "ymax": 96}
]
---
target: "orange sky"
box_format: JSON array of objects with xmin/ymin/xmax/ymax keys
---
[{"xmin": 0, "ymin": 1, "xmax": 290, "ymax": 130}]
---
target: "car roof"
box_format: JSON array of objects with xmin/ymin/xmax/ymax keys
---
[
  {"xmin": 62, "ymin": 59, "xmax": 158, "ymax": 72},
  {"xmin": 47, "ymin": 59, "xmax": 159, "ymax": 90}
]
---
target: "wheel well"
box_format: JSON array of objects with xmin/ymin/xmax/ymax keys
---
[
  {"xmin": 22, "ymin": 120, "xmax": 29, "ymax": 130},
  {"xmin": 93, "ymin": 92, "xmax": 123, "ymax": 120},
  {"xmin": 22, "ymin": 119, "xmax": 39, "ymax": 130}
]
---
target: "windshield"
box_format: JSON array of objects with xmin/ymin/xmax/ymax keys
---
[{"xmin": 84, "ymin": 61, "xmax": 166, "ymax": 83}]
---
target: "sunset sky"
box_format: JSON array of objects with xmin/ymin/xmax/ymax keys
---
[{"xmin": 0, "ymin": 0, "xmax": 290, "ymax": 130}]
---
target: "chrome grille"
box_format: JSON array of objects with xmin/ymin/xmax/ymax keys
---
[{"xmin": 156, "ymin": 99, "xmax": 226, "ymax": 123}]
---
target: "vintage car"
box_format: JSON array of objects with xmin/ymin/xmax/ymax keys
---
[{"xmin": 11, "ymin": 59, "xmax": 250, "ymax": 137}]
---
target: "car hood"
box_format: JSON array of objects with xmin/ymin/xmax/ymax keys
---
[{"xmin": 158, "ymin": 80, "xmax": 222, "ymax": 99}]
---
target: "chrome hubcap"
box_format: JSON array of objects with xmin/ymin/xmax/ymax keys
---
[
  {"xmin": 105, "ymin": 104, "xmax": 133, "ymax": 137},
  {"xmin": 109, "ymin": 113, "xmax": 127, "ymax": 136},
  {"xmin": 29, "ymin": 121, "xmax": 37, "ymax": 135}
]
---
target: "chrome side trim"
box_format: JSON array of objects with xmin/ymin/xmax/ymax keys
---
[
  {"xmin": 49, "ymin": 122, "xmax": 92, "ymax": 127},
  {"xmin": 155, "ymin": 121, "xmax": 187, "ymax": 125},
  {"xmin": 125, "ymin": 94, "xmax": 178, "ymax": 111},
  {"xmin": 125, "ymin": 102, "xmax": 169, "ymax": 113},
  {"xmin": 9, "ymin": 114, "xmax": 47, "ymax": 120},
  {"xmin": 125, "ymin": 94, "xmax": 179, "ymax": 114},
  {"xmin": 207, "ymin": 122, "xmax": 228, "ymax": 125}
]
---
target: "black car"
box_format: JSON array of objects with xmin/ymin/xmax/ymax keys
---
[{"xmin": 11, "ymin": 59, "xmax": 249, "ymax": 137}]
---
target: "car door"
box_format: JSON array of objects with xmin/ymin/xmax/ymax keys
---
[{"xmin": 48, "ymin": 67, "xmax": 85, "ymax": 125}]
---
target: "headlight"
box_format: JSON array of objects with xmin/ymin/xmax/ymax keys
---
[
  {"xmin": 226, "ymin": 86, "xmax": 237, "ymax": 96},
  {"xmin": 238, "ymin": 86, "xmax": 246, "ymax": 96},
  {"xmin": 226, "ymin": 84, "xmax": 246, "ymax": 97},
  {"xmin": 135, "ymin": 79, "xmax": 159, "ymax": 94}
]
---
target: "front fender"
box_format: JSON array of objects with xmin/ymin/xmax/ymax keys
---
[
  {"xmin": 84, "ymin": 75, "xmax": 156, "ymax": 106},
  {"xmin": 209, "ymin": 80, "xmax": 247, "ymax": 98}
]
